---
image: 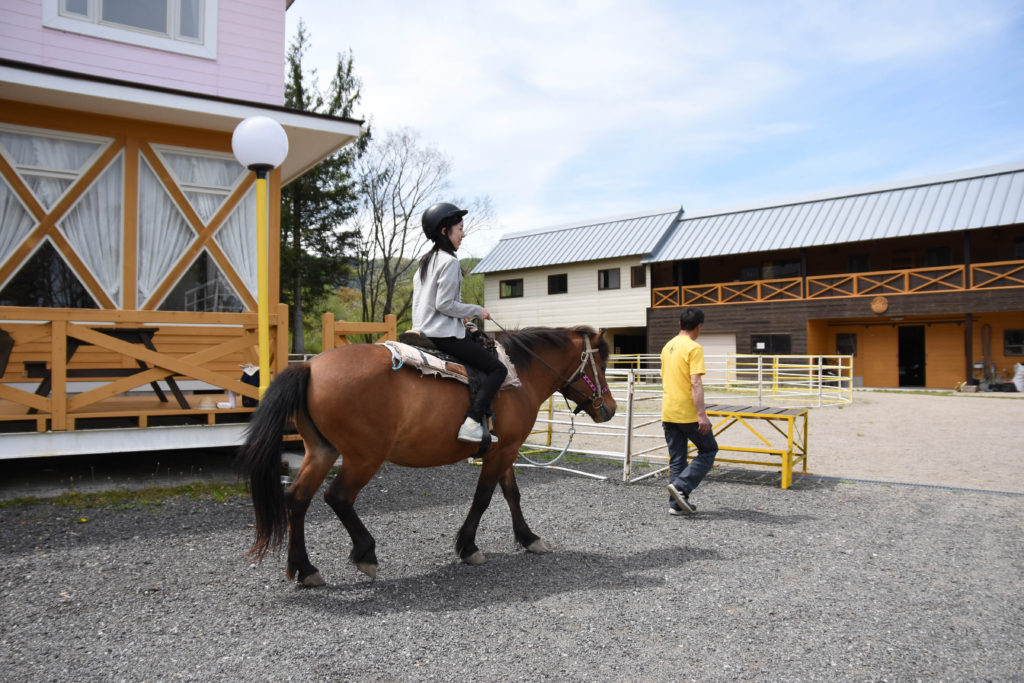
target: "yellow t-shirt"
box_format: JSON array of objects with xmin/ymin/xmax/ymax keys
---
[{"xmin": 660, "ymin": 333, "xmax": 705, "ymax": 423}]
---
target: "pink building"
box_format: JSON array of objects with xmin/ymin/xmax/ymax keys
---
[{"xmin": 0, "ymin": 0, "xmax": 363, "ymax": 456}]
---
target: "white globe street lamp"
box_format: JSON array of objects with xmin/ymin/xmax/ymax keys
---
[{"xmin": 232, "ymin": 116, "xmax": 289, "ymax": 399}]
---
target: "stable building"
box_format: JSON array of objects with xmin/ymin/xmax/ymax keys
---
[{"xmin": 474, "ymin": 163, "xmax": 1024, "ymax": 389}]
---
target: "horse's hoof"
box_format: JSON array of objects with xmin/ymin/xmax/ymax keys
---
[
  {"xmin": 526, "ymin": 539, "xmax": 552, "ymax": 554},
  {"xmin": 299, "ymin": 571, "xmax": 326, "ymax": 588},
  {"xmin": 462, "ymin": 550, "xmax": 487, "ymax": 566},
  {"xmin": 355, "ymin": 562, "xmax": 377, "ymax": 580}
]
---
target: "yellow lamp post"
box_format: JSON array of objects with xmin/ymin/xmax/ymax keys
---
[{"xmin": 231, "ymin": 116, "xmax": 288, "ymax": 398}]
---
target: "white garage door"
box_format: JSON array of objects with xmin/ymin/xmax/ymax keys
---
[{"xmin": 699, "ymin": 332, "xmax": 736, "ymax": 357}]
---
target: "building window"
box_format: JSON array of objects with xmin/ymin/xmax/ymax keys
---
[
  {"xmin": 630, "ymin": 265, "xmax": 646, "ymax": 287},
  {"xmin": 762, "ymin": 259, "xmax": 800, "ymax": 279},
  {"xmin": 500, "ymin": 279, "xmax": 523, "ymax": 298},
  {"xmin": 1013, "ymin": 237, "xmax": 1024, "ymax": 260},
  {"xmin": 1006, "ymin": 329, "xmax": 1024, "ymax": 356},
  {"xmin": 547, "ymin": 273, "xmax": 567, "ymax": 295},
  {"xmin": 891, "ymin": 249, "xmax": 915, "ymax": 269},
  {"xmin": 739, "ymin": 265, "xmax": 759, "ymax": 281},
  {"xmin": 751, "ymin": 334, "xmax": 792, "ymax": 355},
  {"xmin": 847, "ymin": 254, "xmax": 870, "ymax": 273},
  {"xmin": 925, "ymin": 246, "xmax": 952, "ymax": 267},
  {"xmin": 43, "ymin": 0, "xmax": 218, "ymax": 59},
  {"xmin": 836, "ymin": 333, "xmax": 857, "ymax": 356},
  {"xmin": 598, "ymin": 268, "xmax": 620, "ymax": 290}
]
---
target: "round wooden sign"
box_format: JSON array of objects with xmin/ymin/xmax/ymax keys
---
[{"xmin": 870, "ymin": 296, "xmax": 889, "ymax": 314}]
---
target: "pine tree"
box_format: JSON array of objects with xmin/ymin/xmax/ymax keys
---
[{"xmin": 281, "ymin": 21, "xmax": 368, "ymax": 353}]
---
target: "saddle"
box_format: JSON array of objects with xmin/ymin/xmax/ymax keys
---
[
  {"xmin": 382, "ymin": 331, "xmax": 520, "ymax": 390},
  {"xmin": 380, "ymin": 329, "xmax": 519, "ymax": 455}
]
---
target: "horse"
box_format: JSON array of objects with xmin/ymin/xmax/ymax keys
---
[{"xmin": 234, "ymin": 325, "xmax": 617, "ymax": 587}]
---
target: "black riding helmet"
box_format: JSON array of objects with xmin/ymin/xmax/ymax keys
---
[{"xmin": 421, "ymin": 202, "xmax": 468, "ymax": 241}]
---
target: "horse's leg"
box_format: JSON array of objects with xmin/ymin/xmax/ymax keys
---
[
  {"xmin": 455, "ymin": 458, "xmax": 508, "ymax": 566},
  {"xmin": 284, "ymin": 438, "xmax": 339, "ymax": 588},
  {"xmin": 498, "ymin": 467, "xmax": 551, "ymax": 554},
  {"xmin": 323, "ymin": 458, "xmax": 381, "ymax": 580}
]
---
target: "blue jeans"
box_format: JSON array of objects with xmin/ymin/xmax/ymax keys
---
[{"xmin": 664, "ymin": 421, "xmax": 718, "ymax": 496}]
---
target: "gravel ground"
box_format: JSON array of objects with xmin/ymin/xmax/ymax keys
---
[{"xmin": 2, "ymin": 457, "xmax": 1023, "ymax": 681}]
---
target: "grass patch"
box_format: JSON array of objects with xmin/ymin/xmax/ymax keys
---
[{"xmin": 0, "ymin": 480, "xmax": 248, "ymax": 510}]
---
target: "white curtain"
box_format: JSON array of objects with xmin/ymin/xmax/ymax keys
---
[
  {"xmin": 178, "ymin": 0, "xmax": 201, "ymax": 39},
  {"xmin": 137, "ymin": 156, "xmax": 196, "ymax": 307},
  {"xmin": 214, "ymin": 187, "xmax": 257, "ymax": 297},
  {"xmin": 0, "ymin": 176, "xmax": 37, "ymax": 263},
  {"xmin": 159, "ymin": 150, "xmax": 244, "ymax": 223},
  {"xmin": 0, "ymin": 130, "xmax": 103, "ymax": 210},
  {"xmin": 56, "ymin": 152, "xmax": 124, "ymax": 306}
]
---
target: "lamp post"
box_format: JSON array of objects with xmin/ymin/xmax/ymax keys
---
[{"xmin": 231, "ymin": 116, "xmax": 288, "ymax": 399}]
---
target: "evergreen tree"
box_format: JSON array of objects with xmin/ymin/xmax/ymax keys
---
[{"xmin": 281, "ymin": 21, "xmax": 368, "ymax": 353}]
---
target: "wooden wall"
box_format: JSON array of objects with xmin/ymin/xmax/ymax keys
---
[
  {"xmin": 0, "ymin": 0, "xmax": 287, "ymax": 105},
  {"xmin": 648, "ymin": 289, "xmax": 1024, "ymax": 388},
  {"xmin": 484, "ymin": 257, "xmax": 650, "ymax": 330}
]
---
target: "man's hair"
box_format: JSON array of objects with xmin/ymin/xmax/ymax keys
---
[{"xmin": 679, "ymin": 307, "xmax": 704, "ymax": 331}]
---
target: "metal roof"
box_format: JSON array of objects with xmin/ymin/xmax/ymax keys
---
[
  {"xmin": 471, "ymin": 207, "xmax": 682, "ymax": 274},
  {"xmin": 648, "ymin": 162, "xmax": 1024, "ymax": 263}
]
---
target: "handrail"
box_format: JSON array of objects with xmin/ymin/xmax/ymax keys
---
[
  {"xmin": 320, "ymin": 313, "xmax": 397, "ymax": 350},
  {"xmin": 0, "ymin": 305, "xmax": 289, "ymax": 431},
  {"xmin": 651, "ymin": 258, "xmax": 1024, "ymax": 308}
]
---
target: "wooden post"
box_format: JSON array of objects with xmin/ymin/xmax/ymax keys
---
[
  {"xmin": 382, "ymin": 314, "xmax": 398, "ymax": 342},
  {"xmin": 276, "ymin": 303, "xmax": 289, "ymax": 371},
  {"xmin": 321, "ymin": 311, "xmax": 335, "ymax": 352},
  {"xmin": 51, "ymin": 320, "xmax": 67, "ymax": 431}
]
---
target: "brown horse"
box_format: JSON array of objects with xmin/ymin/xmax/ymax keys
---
[{"xmin": 235, "ymin": 325, "xmax": 616, "ymax": 587}]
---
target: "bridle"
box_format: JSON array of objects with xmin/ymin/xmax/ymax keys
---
[
  {"xmin": 559, "ymin": 334, "xmax": 610, "ymax": 415},
  {"xmin": 489, "ymin": 320, "xmax": 609, "ymax": 415}
]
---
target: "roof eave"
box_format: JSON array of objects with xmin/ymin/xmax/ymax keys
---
[{"xmin": 0, "ymin": 58, "xmax": 363, "ymax": 184}]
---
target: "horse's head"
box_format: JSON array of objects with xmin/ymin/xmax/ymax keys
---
[{"xmin": 559, "ymin": 328, "xmax": 617, "ymax": 423}]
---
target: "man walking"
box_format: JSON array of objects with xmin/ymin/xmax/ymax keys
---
[{"xmin": 661, "ymin": 307, "xmax": 718, "ymax": 514}]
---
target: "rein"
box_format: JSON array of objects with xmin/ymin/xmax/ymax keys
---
[{"xmin": 487, "ymin": 319, "xmax": 609, "ymax": 415}]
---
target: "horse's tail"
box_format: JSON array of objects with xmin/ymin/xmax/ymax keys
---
[{"xmin": 234, "ymin": 362, "xmax": 311, "ymax": 561}]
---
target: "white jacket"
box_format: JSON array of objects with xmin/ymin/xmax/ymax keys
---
[{"xmin": 412, "ymin": 250, "xmax": 482, "ymax": 338}]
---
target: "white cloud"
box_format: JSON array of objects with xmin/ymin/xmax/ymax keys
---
[{"xmin": 287, "ymin": 0, "xmax": 1024, "ymax": 254}]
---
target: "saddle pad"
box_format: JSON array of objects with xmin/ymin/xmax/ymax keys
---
[{"xmin": 379, "ymin": 340, "xmax": 521, "ymax": 389}]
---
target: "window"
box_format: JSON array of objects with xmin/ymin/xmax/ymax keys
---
[
  {"xmin": 925, "ymin": 246, "xmax": 952, "ymax": 267},
  {"xmin": 43, "ymin": 0, "xmax": 217, "ymax": 59},
  {"xmin": 751, "ymin": 334, "xmax": 791, "ymax": 355},
  {"xmin": 891, "ymin": 249, "xmax": 915, "ymax": 269},
  {"xmin": 0, "ymin": 241, "xmax": 99, "ymax": 308},
  {"xmin": 762, "ymin": 259, "xmax": 800, "ymax": 279},
  {"xmin": 847, "ymin": 254, "xmax": 870, "ymax": 273},
  {"xmin": 739, "ymin": 265, "xmax": 759, "ymax": 281},
  {"xmin": 158, "ymin": 251, "xmax": 243, "ymax": 312},
  {"xmin": 836, "ymin": 333, "xmax": 857, "ymax": 356},
  {"xmin": 1013, "ymin": 237, "xmax": 1024, "ymax": 260},
  {"xmin": 1006, "ymin": 330, "xmax": 1024, "ymax": 356},
  {"xmin": 499, "ymin": 279, "xmax": 523, "ymax": 298},
  {"xmin": 547, "ymin": 273, "xmax": 567, "ymax": 295},
  {"xmin": 630, "ymin": 265, "xmax": 646, "ymax": 288},
  {"xmin": 598, "ymin": 268, "xmax": 620, "ymax": 290}
]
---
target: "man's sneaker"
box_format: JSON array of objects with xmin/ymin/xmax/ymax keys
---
[
  {"xmin": 667, "ymin": 483, "xmax": 696, "ymax": 513},
  {"xmin": 669, "ymin": 505, "xmax": 687, "ymax": 516},
  {"xmin": 457, "ymin": 417, "xmax": 498, "ymax": 444}
]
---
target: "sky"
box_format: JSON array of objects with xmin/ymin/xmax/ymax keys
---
[{"xmin": 285, "ymin": 0, "xmax": 1024, "ymax": 258}]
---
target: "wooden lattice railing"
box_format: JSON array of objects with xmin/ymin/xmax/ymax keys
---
[
  {"xmin": 0, "ymin": 306, "xmax": 288, "ymax": 431},
  {"xmin": 651, "ymin": 259, "xmax": 1024, "ymax": 308}
]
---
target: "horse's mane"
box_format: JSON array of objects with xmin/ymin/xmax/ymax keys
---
[{"xmin": 496, "ymin": 326, "xmax": 609, "ymax": 372}]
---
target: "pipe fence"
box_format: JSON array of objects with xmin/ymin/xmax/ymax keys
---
[{"xmin": 518, "ymin": 354, "xmax": 851, "ymax": 481}]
